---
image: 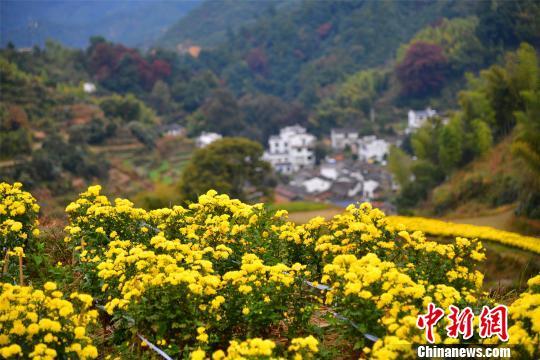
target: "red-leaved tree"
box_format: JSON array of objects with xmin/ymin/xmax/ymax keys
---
[
  {"xmin": 245, "ymin": 48, "xmax": 268, "ymax": 75},
  {"xmin": 396, "ymin": 41, "xmax": 448, "ymax": 97}
]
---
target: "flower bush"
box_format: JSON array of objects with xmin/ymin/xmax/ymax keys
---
[
  {"xmin": 506, "ymin": 275, "xmax": 540, "ymax": 357},
  {"xmin": 0, "ymin": 182, "xmax": 40, "ymax": 254},
  {"xmin": 0, "ymin": 282, "xmax": 98, "ymax": 359},
  {"xmin": 0, "ymin": 182, "xmax": 41, "ymax": 283},
  {"xmin": 64, "ymin": 187, "xmax": 316, "ymax": 356},
  {"xmin": 189, "ymin": 335, "xmax": 319, "ymax": 360}
]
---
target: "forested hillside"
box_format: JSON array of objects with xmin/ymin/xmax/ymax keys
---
[
  {"xmin": 388, "ymin": 43, "xmax": 540, "ymax": 221},
  {"xmin": 1, "ymin": 0, "xmax": 539, "ymax": 221},
  {"xmin": 192, "ymin": 0, "xmax": 476, "ymax": 102}
]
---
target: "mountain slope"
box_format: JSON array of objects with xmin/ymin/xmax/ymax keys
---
[
  {"xmin": 188, "ymin": 0, "xmax": 476, "ymax": 101},
  {"xmin": 0, "ymin": 0, "xmax": 200, "ymax": 48},
  {"xmin": 156, "ymin": 0, "xmax": 296, "ymax": 48},
  {"xmin": 420, "ymin": 136, "xmax": 521, "ymax": 216}
]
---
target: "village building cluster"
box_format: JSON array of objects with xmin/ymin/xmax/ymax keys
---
[
  {"xmin": 196, "ymin": 132, "xmax": 222, "ymax": 148},
  {"xmin": 266, "ymin": 107, "xmax": 437, "ymax": 212},
  {"xmin": 182, "ymin": 106, "xmax": 437, "ymax": 212},
  {"xmin": 406, "ymin": 107, "xmax": 437, "ymax": 133},
  {"xmin": 262, "ymin": 125, "xmax": 316, "ymax": 174}
]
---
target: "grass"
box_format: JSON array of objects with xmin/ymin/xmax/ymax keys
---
[{"xmin": 267, "ymin": 201, "xmax": 333, "ymax": 213}]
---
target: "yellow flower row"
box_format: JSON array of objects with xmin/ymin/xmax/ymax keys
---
[{"xmin": 387, "ymin": 216, "xmax": 540, "ymax": 254}]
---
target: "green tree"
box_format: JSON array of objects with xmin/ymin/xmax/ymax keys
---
[
  {"xmin": 239, "ymin": 94, "xmax": 307, "ymax": 142},
  {"xmin": 470, "ymin": 119, "xmax": 493, "ymax": 156},
  {"xmin": 387, "ymin": 146, "xmax": 412, "ymax": 187},
  {"xmin": 411, "ymin": 118, "xmax": 443, "ymax": 164},
  {"xmin": 149, "ymin": 80, "xmax": 173, "ymax": 115},
  {"xmin": 129, "ymin": 122, "xmax": 158, "ymax": 148},
  {"xmin": 178, "ymin": 137, "xmax": 273, "ymax": 202},
  {"xmin": 476, "ymin": 0, "xmax": 540, "ymax": 48},
  {"xmin": 0, "ymin": 104, "xmax": 31, "ymax": 158},
  {"xmin": 513, "ymin": 90, "xmax": 540, "ymax": 178},
  {"xmin": 99, "ymin": 94, "xmax": 156, "ymax": 123},
  {"xmin": 437, "ymin": 117, "xmax": 463, "ymax": 173},
  {"xmin": 188, "ymin": 88, "xmax": 245, "ymax": 136},
  {"xmin": 171, "ymin": 70, "xmax": 218, "ymax": 112},
  {"xmin": 313, "ymin": 69, "xmax": 387, "ymax": 134}
]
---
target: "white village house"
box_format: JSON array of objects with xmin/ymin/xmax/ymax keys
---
[
  {"xmin": 330, "ymin": 128, "xmax": 359, "ymax": 151},
  {"xmin": 407, "ymin": 107, "xmax": 437, "ymax": 133},
  {"xmin": 302, "ymin": 176, "xmax": 332, "ymax": 194},
  {"xmin": 320, "ymin": 161, "xmax": 339, "ymax": 180},
  {"xmin": 358, "ymin": 136, "xmax": 389, "ymax": 163},
  {"xmin": 196, "ymin": 132, "xmax": 222, "ymax": 148},
  {"xmin": 263, "ymin": 125, "xmax": 316, "ymax": 174},
  {"xmin": 162, "ymin": 124, "xmax": 185, "ymax": 137},
  {"xmin": 83, "ymin": 82, "xmax": 96, "ymax": 94},
  {"xmin": 363, "ymin": 179, "xmax": 380, "ymax": 200}
]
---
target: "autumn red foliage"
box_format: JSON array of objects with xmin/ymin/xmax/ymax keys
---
[
  {"xmin": 396, "ymin": 41, "xmax": 448, "ymax": 97},
  {"xmin": 88, "ymin": 41, "xmax": 171, "ymax": 91},
  {"xmin": 245, "ymin": 47, "xmax": 268, "ymax": 75},
  {"xmin": 317, "ymin": 22, "xmax": 333, "ymax": 39}
]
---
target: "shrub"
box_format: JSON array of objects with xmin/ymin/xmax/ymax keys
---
[{"xmin": 0, "ymin": 282, "xmax": 98, "ymax": 359}]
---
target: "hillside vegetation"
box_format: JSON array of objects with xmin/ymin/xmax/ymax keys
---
[
  {"xmin": 389, "ymin": 43, "xmax": 540, "ymax": 224},
  {"xmin": 1, "ymin": 0, "xmax": 540, "ymax": 221}
]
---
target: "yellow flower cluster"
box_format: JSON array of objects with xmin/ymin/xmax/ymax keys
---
[
  {"xmin": 190, "ymin": 336, "xmax": 319, "ymax": 360},
  {"xmin": 506, "ymin": 275, "xmax": 540, "ymax": 356},
  {"xmin": 287, "ymin": 335, "xmax": 319, "ymax": 357},
  {"xmin": 0, "ymin": 282, "xmax": 98, "ymax": 359},
  {"xmin": 0, "ymin": 182, "xmax": 40, "ymax": 258},
  {"xmin": 387, "ymin": 215, "xmax": 540, "ymax": 254}
]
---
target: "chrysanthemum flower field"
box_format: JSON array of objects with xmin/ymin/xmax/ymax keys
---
[{"xmin": 1, "ymin": 182, "xmax": 539, "ymax": 359}]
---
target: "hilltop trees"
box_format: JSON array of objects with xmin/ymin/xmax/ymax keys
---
[
  {"xmin": 239, "ymin": 94, "xmax": 308, "ymax": 142},
  {"xmin": 476, "ymin": 0, "xmax": 540, "ymax": 49},
  {"xmin": 396, "ymin": 17, "xmax": 485, "ymax": 75},
  {"xmin": 178, "ymin": 138, "xmax": 273, "ymax": 202}
]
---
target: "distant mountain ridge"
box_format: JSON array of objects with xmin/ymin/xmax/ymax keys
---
[
  {"xmin": 1, "ymin": 0, "xmax": 201, "ymax": 48},
  {"xmin": 156, "ymin": 0, "xmax": 297, "ymax": 49}
]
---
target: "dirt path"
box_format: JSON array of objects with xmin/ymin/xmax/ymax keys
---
[
  {"xmin": 289, "ymin": 207, "xmax": 518, "ymax": 230},
  {"xmin": 288, "ymin": 208, "xmax": 343, "ymax": 223},
  {"xmin": 89, "ymin": 143, "xmax": 144, "ymax": 153},
  {"xmin": 445, "ymin": 209, "xmax": 515, "ymax": 231}
]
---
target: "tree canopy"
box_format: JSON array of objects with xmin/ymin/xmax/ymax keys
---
[{"xmin": 178, "ymin": 137, "xmax": 273, "ymax": 203}]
